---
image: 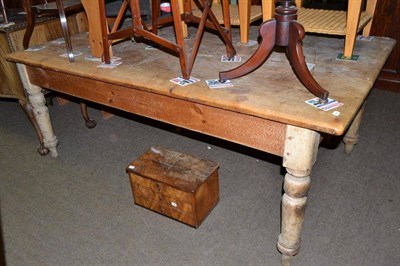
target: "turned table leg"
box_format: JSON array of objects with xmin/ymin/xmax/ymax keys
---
[
  {"xmin": 17, "ymin": 64, "xmax": 58, "ymax": 158},
  {"xmin": 18, "ymin": 99, "xmax": 47, "ymax": 155},
  {"xmin": 277, "ymin": 125, "xmax": 320, "ymax": 265},
  {"xmin": 343, "ymin": 103, "xmax": 365, "ymax": 154}
]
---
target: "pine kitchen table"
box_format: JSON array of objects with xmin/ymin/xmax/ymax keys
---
[{"xmin": 6, "ymin": 29, "xmax": 395, "ymax": 265}]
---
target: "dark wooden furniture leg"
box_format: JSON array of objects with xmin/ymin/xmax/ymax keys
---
[
  {"xmin": 184, "ymin": 0, "xmax": 236, "ymax": 76},
  {"xmin": 22, "ymin": 2, "xmax": 36, "ymax": 50},
  {"xmin": 23, "ymin": 0, "xmax": 83, "ymax": 63},
  {"xmin": 219, "ymin": 0, "xmax": 329, "ymax": 100},
  {"xmin": 55, "ymin": 0, "xmax": 75, "ymax": 62},
  {"xmin": 80, "ymin": 102, "xmax": 97, "ymax": 128},
  {"xmin": 99, "ymin": 0, "xmax": 112, "ymax": 64},
  {"xmin": 170, "ymin": 0, "xmax": 188, "ymax": 78},
  {"xmin": 0, "ymin": 0, "xmax": 8, "ymax": 24},
  {"xmin": 151, "ymin": 0, "xmax": 162, "ymax": 35}
]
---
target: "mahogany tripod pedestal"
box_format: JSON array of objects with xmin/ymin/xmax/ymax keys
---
[{"xmin": 220, "ymin": 0, "xmax": 329, "ymax": 100}]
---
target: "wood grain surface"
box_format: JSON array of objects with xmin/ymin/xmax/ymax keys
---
[
  {"xmin": 6, "ymin": 27, "xmax": 395, "ymax": 135},
  {"xmin": 127, "ymin": 146, "xmax": 220, "ymax": 227}
]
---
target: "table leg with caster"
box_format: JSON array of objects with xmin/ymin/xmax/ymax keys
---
[{"xmin": 17, "ymin": 64, "xmax": 58, "ymax": 158}]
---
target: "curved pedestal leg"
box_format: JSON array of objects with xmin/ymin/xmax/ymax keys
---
[
  {"xmin": 287, "ymin": 21, "xmax": 328, "ymax": 100},
  {"xmin": 278, "ymin": 125, "xmax": 320, "ymax": 265},
  {"xmin": 219, "ymin": 1, "xmax": 329, "ymax": 99},
  {"xmin": 80, "ymin": 102, "xmax": 97, "ymax": 129},
  {"xmin": 219, "ymin": 20, "xmax": 276, "ymax": 81},
  {"xmin": 17, "ymin": 64, "xmax": 58, "ymax": 158},
  {"xmin": 343, "ymin": 103, "xmax": 365, "ymax": 153}
]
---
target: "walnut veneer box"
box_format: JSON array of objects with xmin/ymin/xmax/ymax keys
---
[{"xmin": 127, "ymin": 146, "xmax": 220, "ymax": 228}]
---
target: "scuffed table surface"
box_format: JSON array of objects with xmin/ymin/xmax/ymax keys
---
[{"xmin": 6, "ymin": 29, "xmax": 395, "ymax": 135}]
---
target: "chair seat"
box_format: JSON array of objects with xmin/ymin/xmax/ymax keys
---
[
  {"xmin": 33, "ymin": 0, "xmax": 82, "ymax": 12},
  {"xmin": 192, "ymin": 3, "xmax": 263, "ymax": 25},
  {"xmin": 297, "ymin": 8, "xmax": 373, "ymax": 35}
]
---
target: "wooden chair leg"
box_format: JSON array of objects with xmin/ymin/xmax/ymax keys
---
[
  {"xmin": 294, "ymin": 0, "xmax": 303, "ymax": 7},
  {"xmin": 111, "ymin": 0, "xmax": 129, "ymax": 33},
  {"xmin": 186, "ymin": 0, "xmax": 212, "ymax": 76},
  {"xmin": 90, "ymin": 0, "xmax": 234, "ymax": 79},
  {"xmin": 362, "ymin": 0, "xmax": 377, "ymax": 36},
  {"xmin": 262, "ymin": 0, "xmax": 275, "ymax": 21},
  {"xmin": 238, "ymin": 0, "xmax": 251, "ymax": 43},
  {"xmin": 81, "ymin": 0, "xmax": 106, "ymax": 58},
  {"xmin": 55, "ymin": 0, "xmax": 75, "ymax": 62},
  {"xmin": 221, "ymin": 0, "xmax": 232, "ymax": 42},
  {"xmin": 171, "ymin": 0, "xmax": 188, "ymax": 78},
  {"xmin": 23, "ymin": 7, "xmax": 37, "ymax": 49},
  {"xmin": 1, "ymin": 0, "xmax": 8, "ymax": 24},
  {"xmin": 206, "ymin": 0, "xmax": 235, "ymax": 56},
  {"xmin": 151, "ymin": 0, "xmax": 160, "ymax": 34},
  {"xmin": 178, "ymin": 0, "xmax": 188, "ymax": 38},
  {"xmin": 99, "ymin": 0, "xmax": 112, "ymax": 63},
  {"xmin": 343, "ymin": 0, "xmax": 362, "ymax": 58}
]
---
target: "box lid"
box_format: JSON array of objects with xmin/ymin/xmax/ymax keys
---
[{"xmin": 127, "ymin": 146, "xmax": 219, "ymax": 193}]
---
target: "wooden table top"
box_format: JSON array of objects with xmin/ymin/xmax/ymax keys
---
[{"xmin": 6, "ymin": 28, "xmax": 395, "ymax": 135}]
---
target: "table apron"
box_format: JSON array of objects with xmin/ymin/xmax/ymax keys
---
[{"xmin": 26, "ymin": 66, "xmax": 287, "ymax": 156}]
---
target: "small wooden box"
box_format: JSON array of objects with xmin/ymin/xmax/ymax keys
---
[{"xmin": 127, "ymin": 146, "xmax": 220, "ymax": 228}]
